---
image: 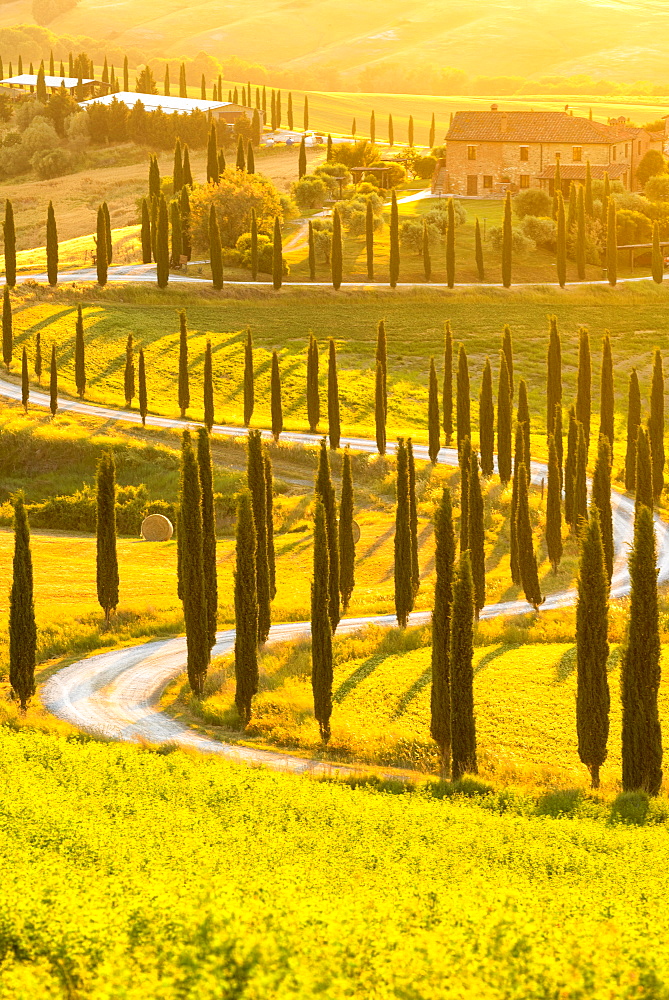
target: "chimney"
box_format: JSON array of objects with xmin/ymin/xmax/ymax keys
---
[{"xmin": 490, "ymin": 103, "xmax": 498, "ymax": 111}]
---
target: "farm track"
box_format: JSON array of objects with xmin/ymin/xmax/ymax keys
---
[{"xmin": 1, "ymin": 375, "xmax": 668, "ymax": 776}]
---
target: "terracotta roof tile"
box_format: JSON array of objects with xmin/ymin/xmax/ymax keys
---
[
  {"xmin": 446, "ymin": 111, "xmax": 631, "ymax": 144},
  {"xmin": 537, "ymin": 163, "xmax": 628, "ymax": 180}
]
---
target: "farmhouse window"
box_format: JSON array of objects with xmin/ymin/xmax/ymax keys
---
[
  {"xmin": 612, "ymin": 147, "xmax": 617, "ymax": 160},
  {"xmin": 483, "ymin": 175, "xmax": 493, "ymax": 189},
  {"xmin": 638, "ymin": 141, "xmax": 642, "ymax": 153},
  {"xmin": 467, "ymin": 145, "xmax": 476, "ymax": 160},
  {"xmin": 519, "ymin": 146, "xmax": 529, "ymax": 161},
  {"xmin": 519, "ymin": 174, "xmax": 530, "ymax": 189},
  {"xmin": 572, "ymin": 146, "xmax": 582, "ymax": 161},
  {"xmin": 625, "ymin": 143, "xmax": 629, "ymax": 157}
]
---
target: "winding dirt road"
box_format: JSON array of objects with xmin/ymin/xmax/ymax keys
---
[{"xmin": 2, "ymin": 375, "xmax": 668, "ymax": 772}]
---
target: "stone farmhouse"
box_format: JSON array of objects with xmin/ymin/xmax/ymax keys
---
[{"xmin": 437, "ymin": 106, "xmax": 665, "ymax": 197}]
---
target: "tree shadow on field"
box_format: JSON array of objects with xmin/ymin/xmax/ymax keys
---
[
  {"xmin": 23, "ymin": 306, "xmax": 76, "ymax": 332},
  {"xmin": 555, "ymin": 645, "xmax": 576, "ymax": 682},
  {"xmin": 392, "ymin": 666, "xmax": 430, "ymax": 718},
  {"xmin": 474, "ymin": 643, "xmax": 510, "ymax": 676},
  {"xmin": 358, "ymin": 523, "xmax": 394, "ymax": 564},
  {"xmin": 333, "ymin": 654, "xmax": 383, "ymax": 704}
]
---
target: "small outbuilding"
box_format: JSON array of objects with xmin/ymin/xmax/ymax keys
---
[
  {"xmin": 0, "ymin": 74, "xmax": 102, "ymax": 99},
  {"xmin": 79, "ymin": 91, "xmax": 262, "ymax": 125}
]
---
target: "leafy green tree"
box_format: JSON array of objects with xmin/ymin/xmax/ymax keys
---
[
  {"xmin": 546, "ymin": 433, "xmax": 563, "ymax": 572},
  {"xmin": 46, "ymin": 201, "xmax": 58, "ymax": 286},
  {"xmin": 316, "ymin": 438, "xmax": 340, "ymax": 632},
  {"xmin": 49, "ymin": 343, "xmax": 57, "ymax": 417},
  {"xmin": 394, "ymin": 438, "xmax": 413, "ymax": 627},
  {"xmin": 456, "ymin": 343, "xmax": 471, "ymax": 456},
  {"xmin": 479, "ymin": 357, "xmax": 494, "ymax": 477},
  {"xmin": 599, "ymin": 333, "xmax": 614, "ymax": 445},
  {"xmin": 4, "ymin": 199, "xmax": 16, "ymax": 288},
  {"xmin": 649, "ymin": 348, "xmax": 665, "ymax": 501},
  {"xmin": 327, "ymin": 338, "xmax": 341, "ymax": 450},
  {"xmin": 496, "ymin": 351, "xmax": 512, "ymax": 485},
  {"xmin": 21, "ymin": 346, "xmax": 28, "ymax": 412},
  {"xmin": 625, "ymin": 369, "xmax": 641, "ymax": 492},
  {"xmin": 576, "ymin": 326, "xmax": 591, "ymax": 447},
  {"xmin": 307, "ymin": 332, "xmax": 320, "ymax": 433},
  {"xmin": 339, "ymin": 447, "xmax": 355, "ymax": 613},
  {"xmin": 517, "ymin": 462, "xmax": 542, "ymax": 609},
  {"xmin": 271, "ymin": 350, "xmax": 283, "ymax": 443},
  {"xmin": 244, "ymin": 328, "xmax": 254, "ymax": 427},
  {"xmin": 96, "ymin": 452, "xmax": 119, "ymax": 626},
  {"xmin": 501, "ymin": 191, "xmax": 512, "ymax": 287},
  {"xmin": 546, "ymin": 315, "xmax": 562, "ymax": 438},
  {"xmin": 450, "ymin": 550, "xmax": 477, "ymax": 781},
  {"xmin": 178, "ymin": 310, "xmax": 189, "ymax": 418},
  {"xmin": 138, "ymin": 347, "xmax": 147, "ymax": 426},
  {"xmin": 468, "ymin": 449, "xmax": 485, "ymax": 616},
  {"xmin": 74, "ymin": 304, "xmax": 85, "ymax": 399},
  {"xmin": 637, "ymin": 149, "xmax": 666, "ymax": 187},
  {"xmin": 576, "ymin": 511, "xmax": 610, "ymax": 789},
  {"xmin": 8, "ymin": 495, "xmax": 36, "ymax": 710},
  {"xmin": 430, "ymin": 486, "xmax": 455, "ymax": 774},
  {"xmin": 592, "ymin": 434, "xmax": 613, "ymax": 584},
  {"xmin": 247, "ymin": 429, "xmax": 271, "ymax": 644},
  {"xmin": 556, "ymin": 191, "xmax": 566, "ymax": 287},
  {"xmin": 203, "ymin": 340, "xmax": 214, "ymax": 433},
  {"xmin": 475, "ymin": 217, "xmax": 484, "ymax": 281},
  {"xmin": 197, "ymin": 427, "xmax": 217, "ymax": 651},
  {"xmin": 311, "ymin": 499, "xmax": 333, "ymax": 742},
  {"xmin": 96, "ymin": 204, "xmax": 108, "ymax": 286},
  {"xmin": 273, "ymin": 216, "xmax": 283, "ymax": 291},
  {"xmin": 389, "ymin": 189, "xmax": 399, "ymax": 287},
  {"xmin": 331, "ymin": 206, "xmax": 343, "ymax": 290},
  {"xmin": 428, "ymin": 357, "xmax": 440, "ymax": 463},
  {"xmin": 234, "ymin": 491, "xmax": 258, "ymax": 725}
]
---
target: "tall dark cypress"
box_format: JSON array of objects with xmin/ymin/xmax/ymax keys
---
[
  {"xmin": 250, "ymin": 208, "xmax": 258, "ymax": 280},
  {"xmin": 394, "ymin": 437, "xmax": 413, "ymax": 628},
  {"xmin": 170, "ymin": 201, "xmax": 182, "ymax": 267},
  {"xmin": 554, "ymin": 402, "xmax": 564, "ymax": 490},
  {"xmin": 178, "ymin": 310, "xmax": 189, "ymax": 418},
  {"xmin": 649, "ymin": 348, "xmax": 664, "ymax": 501},
  {"xmin": 376, "ymin": 319, "xmax": 388, "ymax": 420},
  {"xmin": 96, "ymin": 205, "xmax": 107, "ymax": 286},
  {"xmin": 574, "ymin": 422, "xmax": 588, "ymax": 532},
  {"xmin": 652, "ymin": 220, "xmax": 663, "ymax": 284},
  {"xmin": 306, "ymin": 332, "xmax": 320, "ymax": 433},
  {"xmin": 635, "ymin": 426, "xmax": 653, "ymax": 513},
  {"xmin": 576, "ymin": 512, "xmax": 610, "ymax": 789},
  {"xmin": 103, "ymin": 201, "xmax": 112, "ymax": 264},
  {"xmin": 599, "ymin": 333, "xmax": 614, "ymax": 445},
  {"xmin": 138, "ymin": 347, "xmax": 147, "ymax": 426},
  {"xmin": 625, "ymin": 369, "xmax": 641, "ymax": 492},
  {"xmin": 272, "ymin": 216, "xmax": 283, "ymax": 291},
  {"xmin": 207, "ymin": 124, "xmax": 219, "ymax": 184},
  {"xmin": 517, "ymin": 378, "xmax": 531, "ymax": 474},
  {"xmin": 546, "ymin": 315, "xmax": 562, "ymax": 438},
  {"xmin": 234, "ymin": 493, "xmax": 258, "ymax": 723},
  {"xmin": 248, "ymin": 429, "xmax": 271, "ymax": 644},
  {"xmin": 265, "ymin": 453, "xmax": 276, "ymax": 601},
  {"xmin": 468, "ymin": 449, "xmax": 485, "ymax": 617},
  {"xmin": 456, "ymin": 343, "xmax": 471, "ymax": 456},
  {"xmin": 298, "ymin": 135, "xmax": 307, "ymax": 179},
  {"xmin": 576, "ymin": 185, "xmax": 586, "ymax": 280},
  {"xmin": 375, "ymin": 361, "xmax": 386, "ymax": 456},
  {"xmin": 327, "ymin": 338, "xmax": 341, "ymax": 451},
  {"xmin": 443, "ymin": 321, "xmax": 453, "ymax": 445},
  {"xmin": 123, "ymin": 332, "xmax": 134, "ymax": 407},
  {"xmin": 556, "ymin": 190, "xmax": 566, "ymax": 287},
  {"xmin": 423, "ymin": 220, "xmax": 431, "ymax": 282},
  {"xmin": 46, "ymin": 201, "xmax": 58, "ymax": 286},
  {"xmin": 516, "ymin": 462, "xmax": 543, "ymax": 609},
  {"xmin": 479, "ymin": 357, "xmax": 494, "ymax": 478},
  {"xmin": 141, "ymin": 199, "xmax": 152, "ymax": 264},
  {"xmin": 315, "ymin": 438, "xmax": 340, "ymax": 632},
  {"xmin": 509, "ymin": 421, "xmax": 524, "ymax": 586},
  {"xmin": 21, "ymin": 347, "xmax": 28, "ymax": 412},
  {"xmin": 331, "ymin": 206, "xmax": 343, "ymax": 290},
  {"xmin": 8, "ymin": 495, "xmax": 36, "ymax": 710},
  {"xmin": 430, "ymin": 487, "xmax": 455, "ymax": 774},
  {"xmin": 459, "ymin": 436, "xmax": 472, "ymax": 555},
  {"xmin": 607, "ymin": 199, "xmax": 617, "ymax": 286},
  {"xmin": 203, "ymin": 339, "xmax": 214, "ymax": 433},
  {"xmin": 173, "ymin": 137, "xmax": 183, "ymax": 194},
  {"xmin": 446, "ymin": 196, "xmax": 455, "ymax": 288},
  {"xmin": 428, "ymin": 357, "xmax": 440, "ymax": 463},
  {"xmin": 236, "ymin": 134, "xmax": 246, "ymax": 171},
  {"xmin": 496, "ymin": 350, "xmax": 512, "ymax": 485},
  {"xmin": 389, "ymin": 188, "xmax": 399, "ymax": 288},
  {"xmin": 592, "ymin": 434, "xmax": 613, "ymax": 585},
  {"xmin": 621, "ymin": 504, "xmax": 663, "ymax": 794},
  {"xmin": 501, "ymin": 190, "xmax": 512, "ymax": 287},
  {"xmin": 74, "ymin": 304, "xmax": 85, "ymax": 398},
  {"xmin": 244, "ymin": 328, "xmax": 254, "ymax": 427},
  {"xmin": 546, "ymin": 433, "xmax": 563, "ymax": 572},
  {"xmin": 366, "ymin": 199, "xmax": 374, "ymax": 281},
  {"xmin": 96, "ymin": 452, "xmax": 119, "ymax": 627},
  {"xmin": 4, "ymin": 199, "xmax": 16, "ymax": 288},
  {"xmin": 450, "ymin": 550, "xmax": 477, "ymax": 781},
  {"xmin": 49, "ymin": 343, "xmax": 57, "ymax": 417},
  {"xmin": 271, "ymin": 349, "xmax": 283, "ymax": 442},
  {"xmin": 156, "ymin": 195, "xmax": 170, "ymax": 288},
  {"xmin": 576, "ymin": 327, "xmax": 592, "ymax": 447},
  {"xmin": 502, "ymin": 324, "xmax": 514, "ymax": 399},
  {"xmin": 308, "ymin": 219, "xmax": 316, "ymax": 281},
  {"xmin": 311, "ymin": 499, "xmax": 333, "ymax": 743},
  {"xmin": 408, "ymin": 438, "xmax": 419, "ymax": 597},
  {"xmin": 180, "ymin": 185, "xmax": 192, "ymax": 262},
  {"xmin": 209, "ymin": 204, "xmax": 223, "ymax": 290},
  {"xmin": 339, "ymin": 447, "xmax": 355, "ymax": 613},
  {"xmin": 197, "ymin": 427, "xmax": 217, "ymax": 652},
  {"xmin": 475, "ymin": 217, "xmax": 484, "ymax": 281}
]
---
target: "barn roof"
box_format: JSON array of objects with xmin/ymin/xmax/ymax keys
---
[
  {"xmin": 1, "ymin": 74, "xmax": 96, "ymax": 87},
  {"xmin": 79, "ymin": 91, "xmax": 253, "ymax": 114},
  {"xmin": 446, "ymin": 110, "xmax": 637, "ymax": 144}
]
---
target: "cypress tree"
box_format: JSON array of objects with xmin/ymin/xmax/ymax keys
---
[
  {"xmin": 311, "ymin": 499, "xmax": 333, "ymax": 743},
  {"xmin": 149, "ymin": 154, "xmax": 160, "ymax": 201},
  {"xmin": 362, "ymin": 198, "xmax": 374, "ymax": 281},
  {"xmin": 565, "ymin": 406, "xmax": 578, "ymax": 526},
  {"xmin": 625, "ymin": 369, "xmax": 642, "ymax": 492},
  {"xmin": 203, "ymin": 339, "xmax": 214, "ymax": 433},
  {"xmin": 479, "ymin": 356, "xmax": 494, "ymax": 477},
  {"xmin": 49, "ymin": 343, "xmax": 57, "ymax": 417},
  {"xmin": 287, "ymin": 91, "xmax": 293, "ymax": 130},
  {"xmin": 331, "ymin": 206, "xmax": 343, "ymax": 290},
  {"xmin": 501, "ymin": 190, "xmax": 512, "ymax": 287},
  {"xmin": 428, "ymin": 356, "xmax": 440, "ymax": 463},
  {"xmin": 389, "ymin": 188, "xmax": 399, "ymax": 288},
  {"xmin": 265, "ymin": 452, "xmax": 276, "ymax": 601},
  {"xmin": 602, "ymin": 171, "xmax": 610, "ymax": 225},
  {"xmin": 271, "ymin": 349, "xmax": 283, "ymax": 442},
  {"xmin": 8, "ymin": 495, "xmax": 36, "ymax": 710},
  {"xmin": 326, "ymin": 134, "xmax": 332, "ymax": 161},
  {"xmin": 103, "ymin": 201, "xmax": 113, "ymax": 264},
  {"xmin": 652, "ymin": 220, "xmax": 663, "ymax": 284},
  {"xmin": 141, "ymin": 199, "xmax": 152, "ymax": 263},
  {"xmin": 408, "ymin": 114, "xmax": 414, "ymax": 146},
  {"xmin": 2, "ymin": 285, "xmax": 11, "ymax": 367},
  {"xmin": 201, "ymin": 74, "xmax": 207, "ymax": 100},
  {"xmin": 4, "ymin": 199, "xmax": 16, "ymax": 289},
  {"xmin": 339, "ymin": 447, "xmax": 355, "ymax": 613},
  {"xmin": 475, "ymin": 217, "xmax": 484, "ymax": 281},
  {"xmin": 450, "ymin": 550, "xmax": 477, "ymax": 781},
  {"xmin": 276, "ymin": 89, "xmax": 282, "ymax": 127},
  {"xmin": 298, "ymin": 135, "xmax": 307, "ymax": 179},
  {"xmin": 554, "ymin": 402, "xmax": 564, "ymax": 491},
  {"xmin": 554, "ymin": 157, "xmax": 562, "ymax": 208},
  {"xmin": 443, "ymin": 321, "xmax": 453, "ymax": 445},
  {"xmin": 599, "ymin": 332, "xmax": 614, "ymax": 445},
  {"xmin": 496, "ymin": 350, "xmax": 512, "ymax": 485},
  {"xmin": 408, "ymin": 438, "xmax": 419, "ymax": 597},
  {"xmin": 584, "ymin": 160, "xmax": 594, "ymax": 216},
  {"xmin": 207, "ymin": 125, "xmax": 219, "ymax": 184},
  {"xmin": 163, "ymin": 63, "xmax": 170, "ymax": 97},
  {"xmin": 170, "ymin": 200, "xmax": 182, "ymax": 267},
  {"xmin": 429, "ymin": 112, "xmax": 436, "ymax": 149},
  {"xmin": 273, "ymin": 216, "xmax": 283, "ymax": 291},
  {"xmin": 635, "ymin": 426, "xmax": 653, "ymax": 513},
  {"xmin": 197, "ymin": 427, "xmax": 217, "ymax": 651},
  {"xmin": 516, "ymin": 462, "xmax": 543, "ymax": 609},
  {"xmin": 247, "ymin": 208, "xmax": 257, "ymax": 281},
  {"xmin": 328, "ymin": 337, "xmax": 340, "ymax": 450},
  {"xmin": 123, "ymin": 332, "xmax": 135, "ymax": 407},
  {"xmin": 315, "ymin": 438, "xmax": 340, "ymax": 632},
  {"xmin": 517, "ymin": 377, "xmax": 531, "ymax": 474},
  {"xmin": 592, "ymin": 434, "xmax": 613, "ymax": 585},
  {"xmin": 502, "ymin": 324, "xmax": 514, "ymax": 399},
  {"xmin": 375, "ymin": 361, "xmax": 386, "ymax": 456},
  {"xmin": 156, "ymin": 195, "xmax": 169, "ymax": 288},
  {"xmin": 303, "ymin": 95, "xmax": 309, "ymax": 131},
  {"xmin": 576, "ymin": 511, "xmax": 610, "ymax": 789},
  {"xmin": 509, "ymin": 421, "xmax": 524, "ymax": 586},
  {"xmin": 546, "ymin": 315, "xmax": 562, "ymax": 437},
  {"xmin": 574, "ymin": 422, "xmax": 588, "ymax": 532},
  {"xmin": 138, "ymin": 347, "xmax": 147, "ymax": 426},
  {"xmin": 423, "ymin": 220, "xmax": 431, "ymax": 282},
  {"xmin": 209, "ymin": 204, "xmax": 223, "ymax": 289},
  {"xmin": 183, "ymin": 146, "xmax": 193, "ymax": 187},
  {"xmin": 307, "ymin": 332, "xmax": 320, "ymax": 433},
  {"xmin": 388, "ymin": 113, "xmax": 394, "ymax": 147},
  {"xmin": 243, "ymin": 328, "xmax": 254, "ymax": 427},
  {"xmin": 556, "ymin": 190, "xmax": 566, "ymax": 287},
  {"xmin": 394, "ymin": 438, "xmax": 413, "ymax": 627},
  {"xmin": 236, "ymin": 134, "xmax": 246, "ymax": 171},
  {"xmin": 576, "ymin": 326, "xmax": 591, "ymax": 446},
  {"xmin": 430, "ymin": 487, "xmax": 455, "ymax": 774},
  {"xmin": 308, "ymin": 219, "xmax": 316, "ymax": 281},
  {"xmin": 469, "ymin": 449, "xmax": 485, "ymax": 616},
  {"xmin": 248, "ymin": 429, "xmax": 271, "ymax": 644},
  {"xmin": 576, "ymin": 184, "xmax": 586, "ymax": 280},
  {"xmin": 73, "ymin": 304, "xmax": 85, "ymax": 399},
  {"xmin": 251, "ymin": 109, "xmax": 261, "ymax": 148},
  {"xmin": 178, "ymin": 310, "xmax": 189, "ymax": 419},
  {"xmin": 376, "ymin": 318, "xmax": 387, "ymax": 421},
  {"xmin": 173, "ymin": 138, "xmax": 183, "ymax": 194},
  {"xmin": 607, "ymin": 199, "xmax": 617, "ymax": 286},
  {"xmin": 46, "ymin": 201, "xmax": 58, "ymax": 286},
  {"xmin": 460, "ymin": 435, "xmax": 472, "ymax": 554},
  {"xmin": 21, "ymin": 346, "xmax": 28, "ymax": 412},
  {"xmin": 370, "ymin": 109, "xmax": 376, "ymax": 144},
  {"xmin": 179, "ymin": 432, "xmax": 209, "ymax": 696},
  {"xmin": 446, "ymin": 196, "xmax": 455, "ymax": 288},
  {"xmin": 546, "ymin": 433, "xmax": 563, "ymax": 572},
  {"xmin": 96, "ymin": 204, "xmax": 108, "ymax": 286},
  {"xmin": 34, "ymin": 331, "xmax": 41, "ymax": 383},
  {"xmin": 649, "ymin": 348, "xmax": 665, "ymax": 501},
  {"xmin": 96, "ymin": 452, "xmax": 119, "ymax": 626},
  {"xmin": 456, "ymin": 343, "xmax": 471, "ymax": 456},
  {"xmin": 621, "ymin": 504, "xmax": 663, "ymax": 794}
]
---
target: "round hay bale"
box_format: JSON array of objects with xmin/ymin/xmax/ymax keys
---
[{"xmin": 141, "ymin": 514, "xmax": 173, "ymax": 542}]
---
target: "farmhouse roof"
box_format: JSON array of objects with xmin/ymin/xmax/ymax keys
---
[
  {"xmin": 79, "ymin": 91, "xmax": 253, "ymax": 115},
  {"xmin": 446, "ymin": 110, "xmax": 636, "ymax": 144},
  {"xmin": 538, "ymin": 163, "xmax": 628, "ymax": 180},
  {"xmin": 1, "ymin": 74, "xmax": 95, "ymax": 87}
]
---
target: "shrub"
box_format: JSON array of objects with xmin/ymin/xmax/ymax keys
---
[
  {"xmin": 235, "ymin": 232, "xmax": 289, "ymax": 275},
  {"xmin": 424, "ymin": 199, "xmax": 466, "ymax": 232},
  {"xmin": 384, "ymin": 162, "xmax": 407, "ymax": 187},
  {"xmin": 488, "ymin": 226, "xmax": 535, "ymax": 256},
  {"xmin": 513, "ymin": 188, "xmax": 552, "ymax": 219},
  {"xmin": 520, "ymin": 215, "xmax": 557, "ymax": 250},
  {"xmin": 21, "ymin": 116, "xmax": 60, "ymax": 158},
  {"xmin": 610, "ymin": 791, "xmax": 650, "ymax": 826},
  {"xmin": 329, "ymin": 139, "xmax": 379, "ymax": 167},
  {"xmin": 536, "ymin": 789, "xmax": 583, "ymax": 817},
  {"xmin": 189, "ymin": 171, "xmax": 283, "ymax": 253},
  {"xmin": 32, "ymin": 147, "xmax": 73, "ymax": 179},
  {"xmin": 616, "ymin": 208, "xmax": 652, "ymax": 244},
  {"xmin": 644, "ymin": 175, "xmax": 669, "ymax": 203},
  {"xmin": 413, "ymin": 155, "xmax": 437, "ymax": 180},
  {"xmin": 399, "ymin": 220, "xmax": 440, "ymax": 253},
  {"xmin": 311, "ymin": 218, "xmax": 333, "ymax": 262},
  {"xmin": 293, "ymin": 175, "xmax": 329, "ymax": 212},
  {"xmin": 636, "ymin": 149, "xmax": 667, "ymax": 188}
]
